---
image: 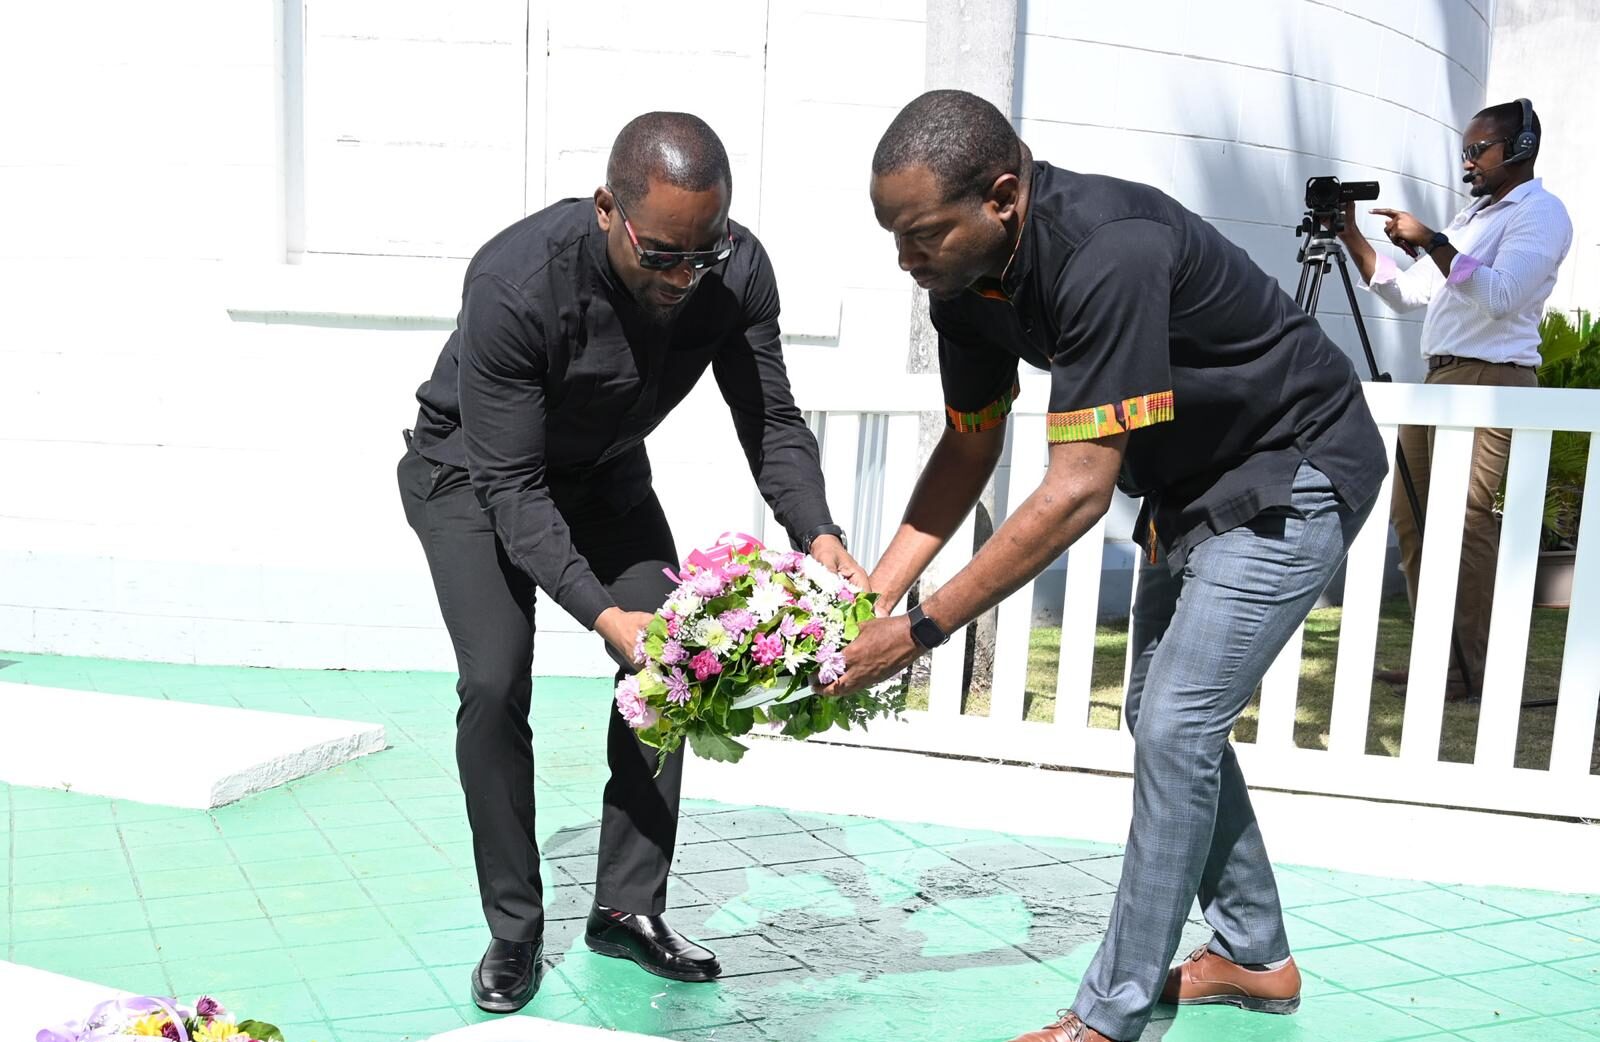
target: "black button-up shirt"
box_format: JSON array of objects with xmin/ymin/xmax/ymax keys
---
[
  {"xmin": 411, "ymin": 199, "xmax": 834, "ymax": 626},
  {"xmin": 935, "ymin": 162, "xmax": 1388, "ymax": 566}
]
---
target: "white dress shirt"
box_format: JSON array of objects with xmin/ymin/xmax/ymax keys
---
[{"xmin": 1358, "ymin": 178, "xmax": 1572, "ymax": 367}]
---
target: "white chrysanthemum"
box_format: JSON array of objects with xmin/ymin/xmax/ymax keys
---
[
  {"xmin": 800, "ymin": 555, "xmax": 838, "ymax": 590},
  {"xmin": 671, "ymin": 590, "xmax": 705, "ymax": 617},
  {"xmin": 693, "ymin": 619, "xmax": 732, "ymax": 655},
  {"xmin": 822, "ymin": 619, "xmax": 846, "ymax": 646},
  {"xmin": 781, "ymin": 646, "xmax": 811, "ymax": 674},
  {"xmin": 747, "ymin": 582, "xmax": 789, "ymax": 621}
]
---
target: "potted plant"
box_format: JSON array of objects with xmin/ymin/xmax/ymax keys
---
[{"xmin": 1532, "ymin": 309, "xmax": 1598, "ymax": 607}]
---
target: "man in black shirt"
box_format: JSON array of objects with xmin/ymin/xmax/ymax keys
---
[
  {"xmin": 401, "ymin": 112, "xmax": 864, "ymax": 1013},
  {"xmin": 825, "ymin": 91, "xmax": 1388, "ymax": 1041}
]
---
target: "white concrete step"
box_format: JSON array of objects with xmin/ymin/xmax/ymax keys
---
[
  {"xmin": 0, "ymin": 961, "xmax": 132, "ymax": 1041},
  {"xmin": 0, "ymin": 681, "xmax": 385, "ymax": 808}
]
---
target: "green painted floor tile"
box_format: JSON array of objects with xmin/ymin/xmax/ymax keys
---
[
  {"xmin": 374, "ymin": 776, "xmax": 463, "ymax": 801},
  {"xmin": 385, "ymin": 901, "xmax": 491, "ymax": 940},
  {"xmin": 305, "ymin": 801, "xmax": 412, "ymax": 832},
  {"xmin": 244, "ymin": 854, "xmax": 356, "ymax": 889},
  {"xmin": 1458, "ymin": 1016, "xmax": 1598, "ymax": 1041},
  {"xmin": 290, "ymin": 780, "xmax": 389, "ymax": 807},
  {"xmin": 126, "ymin": 837, "xmax": 239, "ymax": 873},
  {"xmin": 1301, "ymin": 943, "xmax": 1439, "ymax": 991},
  {"xmin": 1375, "ymin": 888, "xmax": 1525, "ymax": 931},
  {"xmin": 410, "ymin": 926, "xmax": 492, "ymax": 969},
  {"xmin": 1549, "ymin": 952, "xmax": 1600, "ymax": 987},
  {"xmin": 165, "ymin": 948, "xmax": 304, "ymax": 994},
  {"xmin": 306, "ymin": 967, "xmax": 453, "ymax": 1020},
  {"xmin": 1294, "ymin": 898, "xmax": 1439, "ymax": 942},
  {"xmin": 1461, "ymin": 963, "xmax": 1600, "ymax": 1018},
  {"xmin": 343, "ymin": 844, "xmax": 454, "ymax": 880},
  {"xmin": 288, "ymin": 936, "xmax": 428, "ymax": 980},
  {"xmin": 1460, "ymin": 920, "xmax": 1598, "ymax": 965},
  {"xmin": 11, "ymin": 848, "xmax": 134, "ymax": 885},
  {"xmin": 153, "ymin": 916, "xmax": 284, "ymax": 956},
  {"xmin": 1446, "ymin": 885, "xmax": 1600, "ymax": 920},
  {"xmin": 1365, "ymin": 975, "xmax": 1540, "ymax": 1032},
  {"xmin": 273, "ymin": 907, "xmax": 400, "ymax": 947},
  {"xmin": 255, "ymin": 880, "xmax": 375, "ymax": 918},
  {"xmin": 1290, "ymin": 867, "xmax": 1434, "ymax": 900},
  {"xmin": 8, "ymin": 787, "xmax": 112, "ymax": 812},
  {"xmin": 1374, "ymin": 931, "xmax": 1532, "ymax": 977},
  {"xmin": 322, "ymin": 821, "xmax": 430, "ymax": 855},
  {"xmin": 135, "ymin": 864, "xmax": 252, "ymax": 900},
  {"xmin": 273, "ymin": 1020, "xmax": 335, "ymax": 1042},
  {"xmin": 355, "ymin": 868, "xmax": 470, "ymax": 907},
  {"xmin": 227, "ymin": 829, "xmax": 336, "ymax": 864},
  {"xmin": 1546, "ymin": 907, "xmax": 1600, "ymax": 944},
  {"xmin": 95, "ymin": 962, "xmax": 175, "ymax": 999},
  {"xmin": 1277, "ymin": 867, "xmax": 1368, "ymax": 909},
  {"xmin": 120, "ymin": 815, "xmax": 223, "ymax": 849},
  {"xmin": 326, "ymin": 1006, "xmax": 468, "ymax": 1042},
  {"xmin": 11, "ymin": 872, "xmax": 142, "ymax": 912},
  {"xmin": 1556, "ymin": 1009, "xmax": 1600, "ymax": 1037},
  {"xmin": 13, "ymin": 802, "xmax": 118, "ymax": 831},
  {"xmin": 217, "ymin": 981, "xmax": 328, "ymax": 1029},
  {"xmin": 1154, "ymin": 1003, "xmax": 1323, "ymax": 1041},
  {"xmin": 111, "ymin": 800, "xmax": 203, "ymax": 825},
  {"xmin": 12, "ymin": 928, "xmax": 162, "ymax": 973},
  {"xmin": 13, "ymin": 822, "xmax": 125, "ymax": 857},
  {"xmin": 1284, "ymin": 910, "xmax": 1355, "ymax": 950},
  {"xmin": 144, "ymin": 889, "xmax": 266, "ymax": 927},
  {"xmin": 12, "ymin": 900, "xmax": 149, "ymax": 940},
  {"xmin": 1290, "ymin": 990, "xmax": 1442, "ymax": 1041}
]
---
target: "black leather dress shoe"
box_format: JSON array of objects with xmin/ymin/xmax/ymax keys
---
[
  {"xmin": 471, "ymin": 937, "xmax": 543, "ymax": 1013},
  {"xmin": 585, "ymin": 905, "xmax": 721, "ymax": 982}
]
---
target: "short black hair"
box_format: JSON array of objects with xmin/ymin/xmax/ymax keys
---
[
  {"xmin": 1473, "ymin": 100, "xmax": 1541, "ymax": 156},
  {"xmin": 606, "ymin": 112, "xmax": 731, "ymax": 206},
  {"xmin": 872, "ymin": 89, "xmax": 1021, "ymax": 202}
]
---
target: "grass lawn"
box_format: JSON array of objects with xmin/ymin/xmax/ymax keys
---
[{"xmin": 909, "ymin": 596, "xmax": 1595, "ymax": 772}]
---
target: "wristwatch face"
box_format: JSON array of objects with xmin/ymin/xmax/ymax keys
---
[{"xmin": 912, "ymin": 615, "xmax": 947, "ymax": 649}]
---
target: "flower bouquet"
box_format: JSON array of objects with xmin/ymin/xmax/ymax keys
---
[
  {"xmin": 38, "ymin": 995, "xmax": 286, "ymax": 1042},
  {"xmin": 615, "ymin": 533, "xmax": 904, "ymax": 769}
]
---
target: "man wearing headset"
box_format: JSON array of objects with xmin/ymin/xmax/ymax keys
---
[{"xmin": 1337, "ymin": 99, "xmax": 1572, "ymax": 701}]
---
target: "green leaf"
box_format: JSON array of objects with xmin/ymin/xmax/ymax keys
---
[
  {"xmin": 726, "ymin": 706, "xmax": 756, "ymax": 737},
  {"xmin": 237, "ymin": 1023, "xmax": 285, "ymax": 1042},
  {"xmin": 687, "ymin": 727, "xmax": 749, "ymax": 764}
]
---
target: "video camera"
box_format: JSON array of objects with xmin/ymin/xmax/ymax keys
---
[{"xmin": 1304, "ymin": 176, "xmax": 1380, "ymax": 214}]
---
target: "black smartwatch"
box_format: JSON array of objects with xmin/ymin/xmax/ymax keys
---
[
  {"xmin": 1426, "ymin": 231, "xmax": 1451, "ymax": 254},
  {"xmin": 907, "ymin": 603, "xmax": 950, "ymax": 650},
  {"xmin": 799, "ymin": 523, "xmax": 846, "ymax": 554}
]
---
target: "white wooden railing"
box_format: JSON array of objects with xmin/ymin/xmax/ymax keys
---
[{"xmin": 774, "ymin": 374, "xmax": 1600, "ymax": 819}]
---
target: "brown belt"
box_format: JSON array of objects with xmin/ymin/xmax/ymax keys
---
[{"xmin": 1427, "ymin": 354, "xmax": 1535, "ymax": 371}]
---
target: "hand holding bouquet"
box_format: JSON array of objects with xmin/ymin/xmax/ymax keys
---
[{"xmin": 614, "ymin": 534, "xmax": 904, "ymax": 769}]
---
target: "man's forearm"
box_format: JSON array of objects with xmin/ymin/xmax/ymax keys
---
[
  {"xmin": 921, "ymin": 472, "xmax": 1110, "ymax": 632},
  {"xmin": 1342, "ymin": 232, "xmax": 1379, "ymax": 283},
  {"xmin": 871, "ymin": 426, "xmax": 1003, "ymax": 611}
]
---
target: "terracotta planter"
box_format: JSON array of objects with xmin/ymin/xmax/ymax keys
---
[{"xmin": 1534, "ymin": 549, "xmax": 1577, "ymax": 609}]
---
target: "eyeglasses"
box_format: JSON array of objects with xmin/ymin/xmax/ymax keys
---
[
  {"xmin": 1461, "ymin": 138, "xmax": 1509, "ymax": 163},
  {"xmin": 608, "ymin": 188, "xmax": 734, "ymax": 271}
]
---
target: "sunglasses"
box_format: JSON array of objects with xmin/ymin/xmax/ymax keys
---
[
  {"xmin": 609, "ymin": 189, "xmax": 734, "ymax": 271},
  {"xmin": 1461, "ymin": 138, "xmax": 1509, "ymax": 163}
]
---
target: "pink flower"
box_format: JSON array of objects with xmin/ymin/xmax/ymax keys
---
[
  {"xmin": 691, "ymin": 568, "xmax": 727, "ymax": 598},
  {"xmin": 724, "ymin": 561, "xmax": 750, "ymax": 579},
  {"xmin": 752, "ymin": 631, "xmax": 784, "ymax": 666},
  {"xmin": 816, "ymin": 645, "xmax": 847, "ymax": 685},
  {"xmin": 796, "ymin": 595, "xmax": 816, "ymax": 613},
  {"xmin": 779, "ymin": 615, "xmax": 802, "ymax": 639},
  {"xmin": 801, "ymin": 620, "xmax": 826, "ymax": 641},
  {"xmin": 660, "ymin": 639, "xmax": 687, "ymax": 665},
  {"xmin": 719, "ymin": 609, "xmax": 757, "ymax": 641},
  {"xmin": 689, "ymin": 650, "xmax": 723, "ymax": 681},
  {"xmin": 615, "ymin": 676, "xmax": 658, "ymax": 729},
  {"xmin": 666, "ymin": 667, "xmax": 692, "ymax": 704},
  {"xmin": 836, "ymin": 584, "xmax": 857, "ymax": 603},
  {"xmin": 776, "ymin": 551, "xmax": 804, "ymax": 574}
]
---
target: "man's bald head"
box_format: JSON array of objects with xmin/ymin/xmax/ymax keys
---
[{"xmin": 606, "ymin": 112, "xmax": 732, "ymax": 206}]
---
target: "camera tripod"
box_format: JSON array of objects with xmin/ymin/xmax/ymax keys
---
[{"xmin": 1293, "ymin": 211, "xmax": 1481, "ymax": 704}]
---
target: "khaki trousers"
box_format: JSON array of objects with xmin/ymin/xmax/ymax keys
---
[{"xmin": 1391, "ymin": 357, "xmax": 1539, "ymax": 691}]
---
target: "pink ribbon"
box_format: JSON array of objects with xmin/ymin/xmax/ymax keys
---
[{"xmin": 663, "ymin": 531, "xmax": 764, "ymax": 584}]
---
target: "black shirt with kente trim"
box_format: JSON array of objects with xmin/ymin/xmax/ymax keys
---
[
  {"xmin": 934, "ymin": 161, "xmax": 1388, "ymax": 567},
  {"xmin": 410, "ymin": 198, "xmax": 834, "ymax": 627}
]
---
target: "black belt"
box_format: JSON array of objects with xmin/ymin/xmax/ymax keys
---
[{"xmin": 1427, "ymin": 354, "xmax": 1535, "ymax": 371}]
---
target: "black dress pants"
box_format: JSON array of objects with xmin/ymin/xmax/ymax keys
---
[{"xmin": 398, "ymin": 440, "xmax": 684, "ymax": 942}]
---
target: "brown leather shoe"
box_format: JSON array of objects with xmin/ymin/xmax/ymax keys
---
[
  {"xmin": 1007, "ymin": 1010, "xmax": 1121, "ymax": 1042},
  {"xmin": 1374, "ymin": 667, "xmax": 1409, "ymax": 685},
  {"xmin": 1161, "ymin": 945, "xmax": 1301, "ymax": 1014}
]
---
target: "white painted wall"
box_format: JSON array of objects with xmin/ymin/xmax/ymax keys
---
[
  {"xmin": 0, "ymin": 0, "xmax": 1530, "ymax": 676},
  {"xmin": 1486, "ymin": 0, "xmax": 1600, "ymax": 314}
]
